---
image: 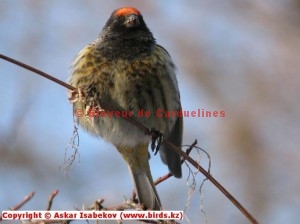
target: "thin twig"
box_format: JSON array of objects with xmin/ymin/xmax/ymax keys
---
[
  {"xmin": 0, "ymin": 54, "xmax": 75, "ymax": 90},
  {"xmin": 60, "ymin": 122, "xmax": 80, "ymax": 178},
  {"xmin": 46, "ymin": 189, "xmax": 59, "ymax": 210},
  {"xmin": 182, "ymin": 139, "xmax": 198, "ymax": 162},
  {"xmin": 0, "ymin": 191, "xmax": 35, "ymax": 221},
  {"xmin": 154, "ymin": 173, "xmax": 173, "ymax": 186},
  {"xmin": 11, "ymin": 191, "xmax": 36, "ymax": 210}
]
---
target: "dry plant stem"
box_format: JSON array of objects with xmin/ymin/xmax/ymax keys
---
[
  {"xmin": 0, "ymin": 191, "xmax": 36, "ymax": 221},
  {"xmin": 46, "ymin": 190, "xmax": 59, "ymax": 210},
  {"xmin": 11, "ymin": 191, "xmax": 36, "ymax": 211},
  {"xmin": 0, "ymin": 54, "xmax": 259, "ymax": 224},
  {"xmin": 154, "ymin": 173, "xmax": 173, "ymax": 186}
]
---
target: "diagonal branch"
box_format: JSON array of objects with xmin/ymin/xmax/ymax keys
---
[{"xmin": 0, "ymin": 53, "xmax": 259, "ymax": 224}]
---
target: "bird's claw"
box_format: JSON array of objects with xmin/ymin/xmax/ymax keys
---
[{"xmin": 145, "ymin": 128, "xmax": 164, "ymax": 155}]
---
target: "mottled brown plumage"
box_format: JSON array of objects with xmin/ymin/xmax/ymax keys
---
[{"xmin": 69, "ymin": 7, "xmax": 183, "ymax": 210}]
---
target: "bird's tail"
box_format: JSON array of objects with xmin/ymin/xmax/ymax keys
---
[
  {"xmin": 116, "ymin": 144, "xmax": 162, "ymax": 210},
  {"xmin": 129, "ymin": 166, "xmax": 161, "ymax": 210}
]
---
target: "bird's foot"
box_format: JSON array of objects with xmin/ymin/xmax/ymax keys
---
[{"xmin": 145, "ymin": 128, "xmax": 164, "ymax": 155}]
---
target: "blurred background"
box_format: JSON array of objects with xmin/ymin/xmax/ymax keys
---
[{"xmin": 1, "ymin": 0, "xmax": 300, "ymax": 223}]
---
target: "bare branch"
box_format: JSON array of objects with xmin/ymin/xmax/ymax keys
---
[
  {"xmin": 0, "ymin": 191, "xmax": 35, "ymax": 221},
  {"xmin": 46, "ymin": 190, "xmax": 59, "ymax": 211}
]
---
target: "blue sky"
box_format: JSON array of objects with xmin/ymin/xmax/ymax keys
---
[{"xmin": 1, "ymin": 1, "xmax": 300, "ymax": 224}]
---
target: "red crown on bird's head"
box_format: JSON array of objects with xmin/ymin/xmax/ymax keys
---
[{"xmin": 114, "ymin": 7, "xmax": 141, "ymax": 17}]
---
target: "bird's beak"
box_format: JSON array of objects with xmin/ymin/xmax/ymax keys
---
[{"xmin": 125, "ymin": 14, "xmax": 140, "ymax": 28}]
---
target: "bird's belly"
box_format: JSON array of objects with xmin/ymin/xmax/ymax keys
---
[{"xmin": 74, "ymin": 99, "xmax": 178, "ymax": 147}]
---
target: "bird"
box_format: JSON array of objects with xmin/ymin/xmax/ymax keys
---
[{"xmin": 68, "ymin": 7, "xmax": 183, "ymax": 210}]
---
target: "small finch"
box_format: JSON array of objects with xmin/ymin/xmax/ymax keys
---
[{"xmin": 69, "ymin": 7, "xmax": 183, "ymax": 210}]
